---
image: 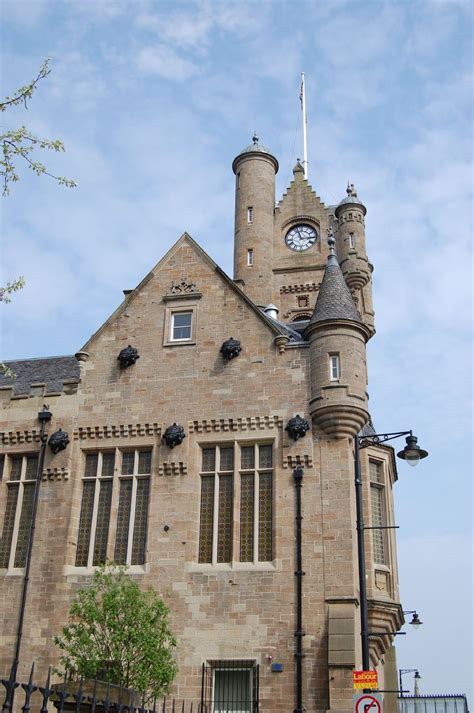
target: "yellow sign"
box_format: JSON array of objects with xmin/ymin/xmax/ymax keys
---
[{"xmin": 353, "ymin": 671, "xmax": 378, "ymax": 690}]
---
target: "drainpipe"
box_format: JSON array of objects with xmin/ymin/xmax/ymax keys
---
[
  {"xmin": 293, "ymin": 466, "xmax": 305, "ymax": 713},
  {"xmin": 12, "ymin": 405, "xmax": 52, "ymax": 670}
]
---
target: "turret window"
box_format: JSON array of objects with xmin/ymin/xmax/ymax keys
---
[
  {"xmin": 349, "ymin": 233, "xmax": 355, "ymax": 249},
  {"xmin": 369, "ymin": 460, "xmax": 387, "ymax": 565},
  {"xmin": 247, "ymin": 249, "xmax": 254, "ymax": 266},
  {"xmin": 247, "ymin": 207, "xmax": 253, "ymax": 224},
  {"xmin": 329, "ymin": 354, "xmax": 340, "ymax": 381}
]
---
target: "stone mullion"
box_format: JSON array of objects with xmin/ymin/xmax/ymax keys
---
[
  {"xmin": 106, "ymin": 447, "xmax": 120, "ymax": 563},
  {"xmin": 87, "ymin": 453, "xmax": 101, "ymax": 569},
  {"xmin": 8, "ymin": 455, "xmax": 27, "ymax": 570},
  {"xmin": 125, "ymin": 451, "xmax": 139, "ymax": 565}
]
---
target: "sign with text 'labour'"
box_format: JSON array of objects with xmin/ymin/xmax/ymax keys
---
[
  {"xmin": 353, "ymin": 671, "xmax": 378, "ymax": 690},
  {"xmin": 353, "ymin": 693, "xmax": 382, "ymax": 713}
]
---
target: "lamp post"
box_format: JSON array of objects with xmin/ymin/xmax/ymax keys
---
[
  {"xmin": 355, "ymin": 431, "xmax": 428, "ymax": 671},
  {"xmin": 399, "ymin": 669, "xmax": 421, "ymax": 697}
]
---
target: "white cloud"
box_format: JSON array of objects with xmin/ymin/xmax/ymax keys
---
[{"xmin": 136, "ymin": 44, "xmax": 199, "ymax": 80}]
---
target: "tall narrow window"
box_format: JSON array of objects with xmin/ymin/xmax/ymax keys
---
[
  {"xmin": 247, "ymin": 249, "xmax": 254, "ymax": 266},
  {"xmin": 198, "ymin": 443, "xmax": 273, "ymax": 564},
  {"xmin": 369, "ymin": 460, "xmax": 387, "ymax": 565},
  {"xmin": 247, "ymin": 207, "xmax": 253, "ymax": 224},
  {"xmin": 75, "ymin": 449, "xmax": 151, "ymax": 568},
  {"xmin": 349, "ymin": 232, "xmax": 355, "ymax": 248},
  {"xmin": 329, "ymin": 354, "xmax": 340, "ymax": 381},
  {"xmin": 0, "ymin": 454, "xmax": 38, "ymax": 569}
]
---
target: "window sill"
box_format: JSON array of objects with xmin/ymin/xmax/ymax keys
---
[
  {"xmin": 163, "ymin": 340, "xmax": 196, "ymax": 347},
  {"xmin": 63, "ymin": 563, "xmax": 149, "ymax": 577},
  {"xmin": 187, "ymin": 561, "xmax": 278, "ymax": 573},
  {"xmin": 0, "ymin": 567, "xmax": 25, "ymax": 576}
]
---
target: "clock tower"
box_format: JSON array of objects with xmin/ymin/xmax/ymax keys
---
[{"xmin": 232, "ymin": 138, "xmax": 374, "ymax": 335}]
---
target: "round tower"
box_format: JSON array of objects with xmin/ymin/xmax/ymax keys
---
[
  {"xmin": 232, "ymin": 134, "xmax": 279, "ymax": 307},
  {"xmin": 305, "ymin": 231, "xmax": 370, "ymax": 439},
  {"xmin": 335, "ymin": 184, "xmax": 371, "ymax": 292}
]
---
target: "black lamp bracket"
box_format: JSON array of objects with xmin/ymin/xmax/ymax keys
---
[{"xmin": 358, "ymin": 430, "xmax": 412, "ymax": 449}]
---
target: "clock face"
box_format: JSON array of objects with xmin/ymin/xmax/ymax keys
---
[{"xmin": 285, "ymin": 224, "xmax": 318, "ymax": 252}]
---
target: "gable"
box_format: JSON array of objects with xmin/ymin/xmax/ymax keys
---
[{"xmin": 81, "ymin": 233, "xmax": 285, "ymax": 355}]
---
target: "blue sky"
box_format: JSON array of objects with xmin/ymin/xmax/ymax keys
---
[{"xmin": 1, "ymin": 0, "xmax": 472, "ymax": 701}]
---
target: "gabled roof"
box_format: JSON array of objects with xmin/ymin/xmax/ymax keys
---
[
  {"xmin": 81, "ymin": 232, "xmax": 292, "ymax": 352},
  {"xmin": 0, "ymin": 356, "xmax": 80, "ymax": 396},
  {"xmin": 308, "ymin": 254, "xmax": 362, "ymax": 325}
]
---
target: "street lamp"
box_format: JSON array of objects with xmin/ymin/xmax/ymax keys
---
[
  {"xmin": 355, "ymin": 430, "xmax": 428, "ymax": 671},
  {"xmin": 403, "ymin": 610, "xmax": 423, "ymax": 629},
  {"xmin": 399, "ymin": 669, "xmax": 421, "ymax": 697}
]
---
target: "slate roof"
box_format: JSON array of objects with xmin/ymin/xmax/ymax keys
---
[
  {"xmin": 308, "ymin": 254, "xmax": 363, "ymax": 325},
  {"xmin": 0, "ymin": 356, "xmax": 80, "ymax": 396},
  {"xmin": 262, "ymin": 313, "xmax": 306, "ymax": 343}
]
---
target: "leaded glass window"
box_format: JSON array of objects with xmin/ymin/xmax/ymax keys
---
[
  {"xmin": 369, "ymin": 460, "xmax": 387, "ymax": 565},
  {"xmin": 75, "ymin": 449, "xmax": 151, "ymax": 568},
  {"xmin": 0, "ymin": 454, "xmax": 39, "ymax": 569},
  {"xmin": 198, "ymin": 443, "xmax": 273, "ymax": 564}
]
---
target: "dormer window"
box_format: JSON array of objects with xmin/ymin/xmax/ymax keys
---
[{"xmin": 247, "ymin": 207, "xmax": 253, "ymax": 224}]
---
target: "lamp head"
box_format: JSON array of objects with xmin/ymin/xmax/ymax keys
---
[
  {"xmin": 397, "ymin": 434, "xmax": 428, "ymax": 467},
  {"xmin": 409, "ymin": 612, "xmax": 423, "ymax": 628},
  {"xmin": 414, "ymin": 671, "xmax": 421, "ymax": 680}
]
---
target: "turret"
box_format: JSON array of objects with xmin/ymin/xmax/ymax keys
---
[
  {"xmin": 232, "ymin": 134, "xmax": 278, "ymax": 307},
  {"xmin": 335, "ymin": 184, "xmax": 371, "ymax": 291},
  {"xmin": 305, "ymin": 231, "xmax": 370, "ymax": 439},
  {"xmin": 335, "ymin": 183, "xmax": 375, "ymax": 336}
]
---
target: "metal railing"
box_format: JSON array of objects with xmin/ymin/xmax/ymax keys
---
[{"xmin": 1, "ymin": 662, "xmax": 198, "ymax": 713}]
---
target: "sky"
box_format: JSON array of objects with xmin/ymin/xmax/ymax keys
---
[{"xmin": 1, "ymin": 0, "xmax": 473, "ymax": 702}]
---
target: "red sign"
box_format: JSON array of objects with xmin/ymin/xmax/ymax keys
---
[{"xmin": 353, "ymin": 671, "xmax": 378, "ymax": 690}]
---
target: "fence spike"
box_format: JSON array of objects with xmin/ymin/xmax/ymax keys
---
[
  {"xmin": 1, "ymin": 659, "xmax": 19, "ymax": 713},
  {"xmin": 39, "ymin": 667, "xmax": 52, "ymax": 713},
  {"xmin": 90, "ymin": 678, "xmax": 98, "ymax": 713},
  {"xmin": 21, "ymin": 662, "xmax": 38, "ymax": 713}
]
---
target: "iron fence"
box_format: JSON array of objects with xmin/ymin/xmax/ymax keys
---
[{"xmin": 1, "ymin": 662, "xmax": 199, "ymax": 713}]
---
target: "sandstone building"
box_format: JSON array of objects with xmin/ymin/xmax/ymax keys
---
[{"xmin": 1, "ymin": 136, "xmax": 405, "ymax": 712}]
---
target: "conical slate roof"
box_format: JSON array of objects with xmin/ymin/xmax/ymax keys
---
[{"xmin": 309, "ymin": 254, "xmax": 362, "ymax": 325}]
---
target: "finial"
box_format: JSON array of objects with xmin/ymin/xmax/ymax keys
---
[
  {"xmin": 351, "ymin": 183, "xmax": 357, "ymax": 197},
  {"xmin": 346, "ymin": 181, "xmax": 352, "ymax": 196},
  {"xmin": 327, "ymin": 227, "xmax": 336, "ymax": 255},
  {"xmin": 252, "ymin": 132, "xmax": 259, "ymax": 145}
]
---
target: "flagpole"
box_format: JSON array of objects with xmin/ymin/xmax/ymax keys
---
[{"xmin": 301, "ymin": 72, "xmax": 308, "ymax": 180}]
